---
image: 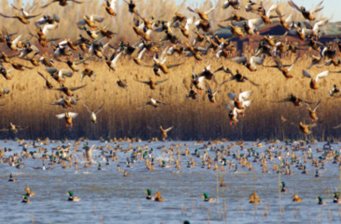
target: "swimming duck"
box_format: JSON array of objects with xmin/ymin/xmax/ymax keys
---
[
  {"xmin": 317, "ymin": 196, "xmax": 324, "ymax": 205},
  {"xmin": 145, "ymin": 189, "xmax": 153, "ymax": 200},
  {"xmin": 22, "ymin": 195, "xmax": 30, "ymax": 203},
  {"xmin": 249, "ymin": 192, "xmax": 260, "ymax": 204},
  {"xmin": 153, "ymin": 191, "xmax": 164, "ymax": 202},
  {"xmin": 8, "ymin": 173, "xmax": 16, "ymax": 182},
  {"xmin": 67, "ymin": 191, "xmax": 80, "ymax": 202},
  {"xmin": 292, "ymin": 194, "xmax": 302, "ymax": 202},
  {"xmin": 202, "ymin": 193, "xmax": 216, "ymax": 203},
  {"xmin": 280, "ymin": 181, "xmax": 287, "ymax": 192},
  {"xmin": 333, "ymin": 192, "xmax": 340, "ymax": 204},
  {"xmin": 303, "ymin": 69, "xmax": 329, "ymax": 90},
  {"xmin": 25, "ymin": 185, "xmax": 35, "ymax": 197}
]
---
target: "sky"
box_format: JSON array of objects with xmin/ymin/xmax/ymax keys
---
[{"xmin": 12, "ymin": 0, "xmax": 341, "ymax": 21}]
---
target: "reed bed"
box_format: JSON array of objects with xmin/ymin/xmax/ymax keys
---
[{"xmin": 0, "ymin": 54, "xmax": 340, "ymax": 140}]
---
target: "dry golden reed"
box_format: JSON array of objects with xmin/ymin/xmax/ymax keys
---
[{"xmin": 0, "ymin": 0, "xmax": 339, "ymax": 140}]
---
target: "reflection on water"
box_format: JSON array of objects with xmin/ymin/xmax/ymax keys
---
[{"xmin": 0, "ymin": 140, "xmax": 340, "ymax": 224}]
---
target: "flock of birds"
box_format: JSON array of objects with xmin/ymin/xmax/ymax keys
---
[
  {"xmin": 0, "ymin": 0, "xmax": 340, "ymax": 140},
  {"xmin": 2, "ymin": 138, "xmax": 341, "ymax": 210}
]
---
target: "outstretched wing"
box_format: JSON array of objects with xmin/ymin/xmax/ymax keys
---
[{"xmin": 288, "ymin": 0, "xmax": 301, "ymax": 12}]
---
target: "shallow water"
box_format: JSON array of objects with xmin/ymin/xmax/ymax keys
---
[{"xmin": 0, "ymin": 140, "xmax": 340, "ymax": 224}]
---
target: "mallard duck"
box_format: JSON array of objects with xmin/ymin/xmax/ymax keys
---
[
  {"xmin": 228, "ymin": 107, "xmax": 240, "ymax": 126},
  {"xmin": 8, "ymin": 173, "xmax": 16, "ymax": 182},
  {"xmin": 135, "ymin": 77, "xmax": 168, "ymax": 90},
  {"xmin": 0, "ymin": 87, "xmax": 10, "ymax": 98},
  {"xmin": 25, "ymin": 185, "xmax": 35, "ymax": 197},
  {"xmin": 333, "ymin": 192, "xmax": 340, "ymax": 204},
  {"xmin": 123, "ymin": 0, "xmax": 136, "ymax": 13},
  {"xmin": 67, "ymin": 191, "xmax": 80, "ymax": 202},
  {"xmin": 249, "ymin": 192, "xmax": 260, "ymax": 204},
  {"xmin": 37, "ymin": 72, "xmax": 54, "ymax": 89},
  {"xmin": 46, "ymin": 67, "xmax": 73, "ymax": 84},
  {"xmin": 117, "ymin": 79, "xmax": 128, "ymax": 89},
  {"xmin": 51, "ymin": 96, "xmax": 78, "ymax": 109},
  {"xmin": 317, "ymin": 196, "xmax": 324, "ymax": 205},
  {"xmin": 133, "ymin": 48, "xmax": 147, "ymax": 65},
  {"xmin": 231, "ymin": 54, "xmax": 265, "ymax": 72},
  {"xmin": 187, "ymin": 6, "xmax": 215, "ymax": 22},
  {"xmin": 104, "ymin": 0, "xmax": 117, "ymax": 16},
  {"xmin": 0, "ymin": 122, "xmax": 26, "ymax": 134},
  {"xmin": 153, "ymin": 191, "xmax": 164, "ymax": 202},
  {"xmin": 145, "ymin": 189, "xmax": 153, "ymax": 200},
  {"xmin": 53, "ymin": 84, "xmax": 86, "ymax": 97},
  {"xmin": 83, "ymin": 103, "xmax": 104, "ymax": 124},
  {"xmin": 231, "ymin": 90, "xmax": 251, "ymax": 108},
  {"xmin": 217, "ymin": 68, "xmax": 259, "ymax": 86},
  {"xmin": 56, "ymin": 112, "xmax": 78, "ymax": 127},
  {"xmin": 306, "ymin": 100, "xmax": 321, "ymax": 122},
  {"xmin": 257, "ymin": 3, "xmax": 278, "ymax": 24},
  {"xmin": 223, "ymin": 0, "xmax": 240, "ymax": 9},
  {"xmin": 268, "ymin": 56, "xmax": 298, "ymax": 79},
  {"xmin": 106, "ymin": 51, "xmax": 123, "ymax": 71},
  {"xmin": 288, "ymin": 0, "xmax": 323, "ymax": 21},
  {"xmin": 159, "ymin": 126, "xmax": 173, "ymax": 141},
  {"xmin": 280, "ymin": 181, "xmax": 287, "ymax": 192},
  {"xmin": 42, "ymin": 0, "xmax": 84, "ymax": 8},
  {"xmin": 298, "ymin": 122, "xmax": 316, "ymax": 135},
  {"xmin": 81, "ymin": 68, "xmax": 96, "ymax": 81},
  {"xmin": 22, "ymin": 195, "xmax": 30, "ymax": 203},
  {"xmin": 202, "ymin": 192, "xmax": 216, "ymax": 203},
  {"xmin": 276, "ymin": 94, "xmax": 313, "ymax": 107},
  {"xmin": 6, "ymin": 35, "xmax": 23, "ymax": 51},
  {"xmin": 292, "ymin": 194, "xmax": 302, "ymax": 202},
  {"xmin": 302, "ymin": 70, "xmax": 329, "ymax": 90},
  {"xmin": 206, "ymin": 80, "xmax": 229, "ymax": 103},
  {"xmin": 146, "ymin": 97, "xmax": 165, "ymax": 108},
  {"xmin": 0, "ymin": 7, "xmax": 41, "ymax": 25}
]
